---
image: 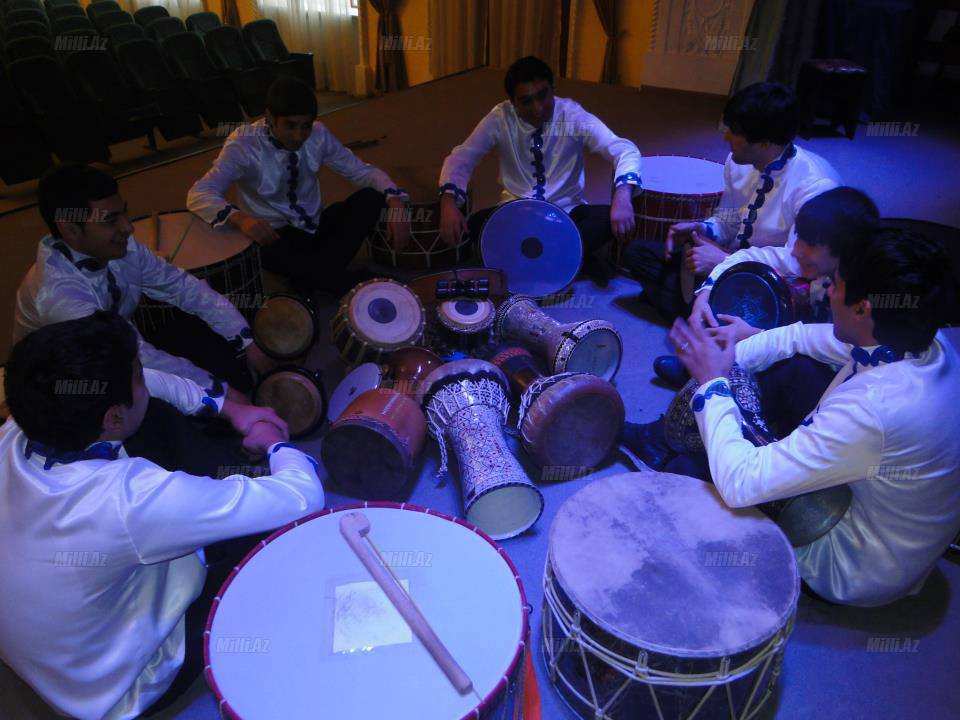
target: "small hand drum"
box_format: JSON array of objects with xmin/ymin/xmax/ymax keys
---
[
  {"xmin": 254, "ymin": 366, "xmax": 327, "ymax": 438},
  {"xmin": 709, "ymin": 261, "xmax": 801, "ymax": 331},
  {"xmin": 252, "ymin": 293, "xmax": 318, "ymax": 361},
  {"xmin": 332, "ymin": 279, "xmax": 426, "ymax": 366},
  {"xmin": 435, "ymin": 299, "xmax": 496, "ymax": 354}
]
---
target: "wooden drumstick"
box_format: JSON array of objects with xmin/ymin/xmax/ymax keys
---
[{"xmin": 339, "ymin": 512, "xmax": 479, "ymax": 699}]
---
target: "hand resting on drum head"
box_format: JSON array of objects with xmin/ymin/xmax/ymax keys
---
[{"xmin": 707, "ymin": 313, "xmax": 763, "ymax": 345}]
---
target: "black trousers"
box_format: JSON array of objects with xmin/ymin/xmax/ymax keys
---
[
  {"xmin": 467, "ymin": 202, "xmax": 615, "ymax": 257},
  {"xmin": 259, "ymin": 187, "xmax": 385, "ymax": 294},
  {"xmin": 621, "ymin": 238, "xmax": 688, "ymax": 321}
]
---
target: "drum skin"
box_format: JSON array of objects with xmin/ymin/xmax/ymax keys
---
[
  {"xmin": 709, "ymin": 261, "xmax": 797, "ymax": 331},
  {"xmin": 332, "ymin": 279, "xmax": 426, "ymax": 366},
  {"xmin": 253, "ymin": 294, "xmax": 317, "ymax": 360},
  {"xmin": 630, "ymin": 156, "xmax": 725, "ymax": 244},
  {"xmin": 254, "ymin": 367, "xmax": 327, "ymax": 438},
  {"xmin": 321, "ymin": 388, "xmax": 426, "ymax": 501},
  {"xmin": 435, "ymin": 299, "xmax": 495, "ymax": 353}
]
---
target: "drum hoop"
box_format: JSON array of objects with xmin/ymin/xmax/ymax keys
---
[
  {"xmin": 203, "ymin": 502, "xmax": 529, "ymax": 720},
  {"xmin": 517, "ymin": 372, "xmax": 579, "ymax": 430}
]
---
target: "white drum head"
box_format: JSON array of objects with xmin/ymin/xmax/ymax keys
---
[
  {"xmin": 640, "ymin": 156, "xmax": 725, "ymax": 196},
  {"xmin": 131, "ymin": 211, "xmax": 251, "ymax": 270},
  {"xmin": 206, "ymin": 507, "xmax": 525, "ymax": 719},
  {"xmin": 327, "ymin": 363, "xmax": 384, "ymax": 422},
  {"xmin": 437, "ymin": 299, "xmax": 495, "ymax": 332},
  {"xmin": 347, "ymin": 280, "xmax": 425, "ymax": 348},
  {"xmin": 467, "ymin": 484, "xmax": 544, "ymax": 541},
  {"xmin": 562, "ymin": 326, "xmax": 622, "ymax": 381}
]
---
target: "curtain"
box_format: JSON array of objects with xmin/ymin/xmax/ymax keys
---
[
  {"xmin": 488, "ymin": 0, "xmax": 563, "ymax": 71},
  {"xmin": 222, "ymin": 0, "xmax": 242, "ymax": 27},
  {"xmin": 428, "ymin": 0, "xmax": 486, "ymax": 79},
  {"xmin": 592, "ymin": 0, "xmax": 617, "ymax": 83},
  {"xmin": 367, "ymin": 0, "xmax": 408, "ymax": 92},
  {"xmin": 258, "ymin": 0, "xmax": 360, "ymax": 94}
]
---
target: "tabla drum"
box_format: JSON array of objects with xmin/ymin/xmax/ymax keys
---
[
  {"xmin": 479, "ymin": 199, "xmax": 583, "ymax": 298},
  {"xmin": 368, "ymin": 200, "xmax": 474, "ymax": 270},
  {"xmin": 435, "ymin": 299, "xmax": 496, "ymax": 354},
  {"xmin": 205, "ymin": 504, "xmax": 530, "ymax": 720},
  {"xmin": 321, "ymin": 388, "xmax": 427, "ymax": 500},
  {"xmin": 542, "ymin": 471, "xmax": 799, "ymax": 720},
  {"xmin": 418, "ymin": 359, "xmax": 544, "ymax": 540},
  {"xmin": 332, "ymin": 279, "xmax": 426, "ymax": 366},
  {"xmin": 254, "ymin": 366, "xmax": 327, "ymax": 438},
  {"xmin": 664, "ymin": 364, "xmax": 852, "ymax": 547},
  {"xmin": 327, "ymin": 363, "xmax": 385, "ymax": 423},
  {"xmin": 131, "ymin": 210, "xmax": 263, "ymax": 333},
  {"xmin": 488, "ymin": 345, "xmax": 624, "ymax": 471},
  {"xmin": 252, "ymin": 294, "xmax": 317, "ymax": 361},
  {"xmin": 631, "ymin": 156, "xmax": 725, "ymax": 245},
  {"xmin": 383, "ymin": 346, "xmax": 443, "ymax": 399},
  {"xmin": 494, "ymin": 295, "xmax": 622, "ymax": 381}
]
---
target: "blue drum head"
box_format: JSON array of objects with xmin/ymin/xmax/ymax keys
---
[
  {"xmin": 479, "ymin": 199, "xmax": 582, "ymax": 298},
  {"xmin": 709, "ymin": 262, "xmax": 794, "ymax": 331}
]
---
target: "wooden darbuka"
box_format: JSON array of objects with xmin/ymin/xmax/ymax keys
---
[
  {"xmin": 542, "ymin": 471, "xmax": 799, "ymax": 720},
  {"xmin": 487, "ymin": 345, "xmax": 624, "ymax": 471},
  {"xmin": 631, "ymin": 156, "xmax": 725, "ymax": 244},
  {"xmin": 494, "ymin": 295, "xmax": 623, "ymax": 381},
  {"xmin": 332, "ymin": 279, "xmax": 426, "ymax": 367},
  {"xmin": 252, "ymin": 293, "xmax": 317, "ymax": 361}
]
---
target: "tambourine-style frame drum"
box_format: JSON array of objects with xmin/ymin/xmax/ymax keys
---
[
  {"xmin": 709, "ymin": 262, "xmax": 802, "ymax": 331},
  {"xmin": 132, "ymin": 210, "xmax": 263, "ymax": 334},
  {"xmin": 494, "ymin": 295, "xmax": 623, "ymax": 381},
  {"xmin": 435, "ymin": 298, "xmax": 496, "ymax": 355},
  {"xmin": 368, "ymin": 199, "xmax": 474, "ymax": 270},
  {"xmin": 480, "ymin": 199, "xmax": 583, "ymax": 298},
  {"xmin": 332, "ymin": 279, "xmax": 427, "ymax": 366},
  {"xmin": 542, "ymin": 472, "xmax": 800, "ymax": 720},
  {"xmin": 254, "ymin": 366, "xmax": 327, "ymax": 438},
  {"xmin": 205, "ymin": 504, "xmax": 530, "ymax": 720},
  {"xmin": 418, "ymin": 359, "xmax": 544, "ymax": 540},
  {"xmin": 631, "ymin": 156, "xmax": 725, "ymax": 245},
  {"xmin": 252, "ymin": 293, "xmax": 318, "ymax": 361}
]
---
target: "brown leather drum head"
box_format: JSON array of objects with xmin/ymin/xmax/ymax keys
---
[
  {"xmin": 254, "ymin": 369, "xmax": 325, "ymax": 437},
  {"xmin": 522, "ymin": 375, "xmax": 624, "ymax": 469},
  {"xmin": 254, "ymin": 295, "xmax": 316, "ymax": 359}
]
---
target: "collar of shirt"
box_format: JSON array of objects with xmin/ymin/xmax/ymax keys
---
[
  {"xmin": 50, "ymin": 239, "xmax": 108, "ymax": 273},
  {"xmin": 24, "ymin": 438, "xmax": 123, "ymax": 470},
  {"xmin": 843, "ymin": 343, "xmax": 907, "ymax": 383}
]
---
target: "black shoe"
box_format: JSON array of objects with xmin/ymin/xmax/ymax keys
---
[
  {"xmin": 653, "ymin": 355, "xmax": 690, "ymax": 389},
  {"xmin": 620, "ymin": 419, "xmax": 675, "ymax": 471}
]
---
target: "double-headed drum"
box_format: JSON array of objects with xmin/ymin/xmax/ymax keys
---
[
  {"xmin": 332, "ymin": 279, "xmax": 426, "ymax": 366},
  {"xmin": 368, "ymin": 200, "xmax": 473, "ymax": 270},
  {"xmin": 435, "ymin": 299, "xmax": 496, "ymax": 354},
  {"xmin": 252, "ymin": 294, "xmax": 317, "ymax": 362},
  {"xmin": 205, "ymin": 504, "xmax": 529, "ymax": 719},
  {"xmin": 542, "ymin": 471, "xmax": 799, "ymax": 720},
  {"xmin": 631, "ymin": 156, "xmax": 725, "ymax": 244},
  {"xmin": 495, "ymin": 295, "xmax": 622, "ymax": 381},
  {"xmin": 418, "ymin": 359, "xmax": 544, "ymax": 540},
  {"xmin": 254, "ymin": 367, "xmax": 327, "ymax": 438}
]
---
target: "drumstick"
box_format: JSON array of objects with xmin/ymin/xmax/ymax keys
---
[
  {"xmin": 339, "ymin": 512, "xmax": 480, "ymax": 700},
  {"xmin": 168, "ymin": 213, "xmax": 195, "ymax": 264}
]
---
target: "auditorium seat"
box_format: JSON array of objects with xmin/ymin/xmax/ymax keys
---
[
  {"xmin": 51, "ymin": 15, "xmax": 93, "ymax": 35},
  {"xmin": 85, "ymin": 1, "xmax": 121, "ymax": 23},
  {"xmin": 6, "ymin": 0, "xmax": 44, "ymax": 13},
  {"xmin": 0, "ymin": 68, "xmax": 52, "ymax": 184},
  {"xmin": 4, "ymin": 33, "xmax": 54, "ymax": 61},
  {"xmin": 117, "ymin": 38, "xmax": 202, "ymax": 139},
  {"xmin": 46, "ymin": 3, "xmax": 84, "ymax": 22},
  {"xmin": 104, "ymin": 21, "xmax": 144, "ymax": 53},
  {"xmin": 44, "ymin": 0, "xmax": 81, "ymax": 9},
  {"xmin": 94, "ymin": 9, "xmax": 134, "ymax": 33},
  {"xmin": 52, "ymin": 27, "xmax": 101, "ymax": 56},
  {"xmin": 204, "ymin": 25, "xmax": 271, "ymax": 116},
  {"xmin": 5, "ymin": 8, "xmax": 47, "ymax": 27},
  {"xmin": 4, "ymin": 21, "xmax": 50, "ymax": 41},
  {"xmin": 133, "ymin": 5, "xmax": 167, "ymax": 28},
  {"xmin": 185, "ymin": 10, "xmax": 220, "ymax": 36},
  {"xmin": 7, "ymin": 55, "xmax": 110, "ymax": 162},
  {"xmin": 162, "ymin": 31, "xmax": 243, "ymax": 126},
  {"xmin": 242, "ymin": 19, "xmax": 314, "ymax": 89},
  {"xmin": 146, "ymin": 15, "xmax": 185, "ymax": 43}
]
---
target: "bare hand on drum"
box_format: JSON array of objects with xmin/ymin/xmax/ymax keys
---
[
  {"xmin": 222, "ymin": 398, "xmax": 290, "ymax": 438},
  {"xmin": 241, "ymin": 420, "xmax": 287, "ymax": 455},
  {"xmin": 688, "ymin": 289, "xmax": 719, "ymax": 328},
  {"xmin": 232, "ymin": 211, "xmax": 279, "ymax": 246},
  {"xmin": 665, "ymin": 222, "xmax": 707, "ymax": 259},
  {"xmin": 708, "ymin": 314, "xmax": 763, "ymax": 346},
  {"xmin": 243, "ymin": 342, "xmax": 275, "ymax": 378},
  {"xmin": 385, "ymin": 197, "xmax": 413, "ymax": 251},
  {"xmin": 610, "ymin": 185, "xmax": 636, "ymax": 245},
  {"xmin": 439, "ymin": 195, "xmax": 467, "ymax": 248},
  {"xmin": 669, "ymin": 317, "xmax": 734, "ymax": 385},
  {"xmin": 684, "ymin": 232, "xmax": 728, "ymax": 275}
]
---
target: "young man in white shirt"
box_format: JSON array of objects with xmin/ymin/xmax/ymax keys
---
[
  {"xmin": 188, "ymin": 76, "xmax": 410, "ymax": 295},
  {"xmin": 16, "ymin": 163, "xmax": 271, "ymax": 400},
  {"xmin": 0, "ymin": 312, "xmax": 324, "ymax": 719},
  {"xmin": 636, "ymin": 228, "xmax": 960, "ymax": 606},
  {"xmin": 624, "ymin": 81, "xmax": 839, "ymax": 320},
  {"xmin": 437, "ymin": 56, "xmax": 642, "ymax": 283}
]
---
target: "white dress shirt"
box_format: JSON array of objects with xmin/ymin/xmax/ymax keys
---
[
  {"xmin": 703, "ymin": 144, "xmax": 840, "ymax": 251},
  {"xmin": 438, "ymin": 97, "xmax": 642, "ymax": 212},
  {"xmin": 187, "ymin": 118, "xmax": 406, "ymax": 230},
  {"xmin": 0, "ymin": 369, "xmax": 325, "ymax": 720},
  {"xmin": 692, "ymin": 323, "xmax": 960, "ymax": 606},
  {"xmin": 14, "ymin": 236, "xmax": 252, "ymax": 393}
]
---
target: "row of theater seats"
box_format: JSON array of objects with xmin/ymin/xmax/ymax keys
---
[{"xmin": 0, "ymin": 0, "xmax": 314, "ymax": 185}]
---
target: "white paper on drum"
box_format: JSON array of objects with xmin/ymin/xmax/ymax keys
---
[{"xmin": 333, "ymin": 579, "xmax": 413, "ymax": 653}]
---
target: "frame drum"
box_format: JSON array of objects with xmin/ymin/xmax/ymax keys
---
[{"xmin": 709, "ymin": 262, "xmax": 801, "ymax": 331}]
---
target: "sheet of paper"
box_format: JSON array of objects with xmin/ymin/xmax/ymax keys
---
[{"xmin": 332, "ymin": 579, "xmax": 413, "ymax": 654}]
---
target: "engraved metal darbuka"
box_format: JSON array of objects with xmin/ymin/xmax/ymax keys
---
[
  {"xmin": 494, "ymin": 295, "xmax": 623, "ymax": 381},
  {"xmin": 418, "ymin": 359, "xmax": 544, "ymax": 540}
]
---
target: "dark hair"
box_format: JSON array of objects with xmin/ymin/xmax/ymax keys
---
[
  {"xmin": 838, "ymin": 227, "xmax": 956, "ymax": 354},
  {"xmin": 5, "ymin": 312, "xmax": 139, "ymax": 450},
  {"xmin": 266, "ymin": 76, "xmax": 318, "ymax": 119},
  {"xmin": 722, "ymin": 81, "xmax": 799, "ymax": 145},
  {"xmin": 795, "ymin": 187, "xmax": 879, "ymax": 257},
  {"xmin": 504, "ymin": 56, "xmax": 554, "ymax": 98},
  {"xmin": 38, "ymin": 163, "xmax": 119, "ymax": 239}
]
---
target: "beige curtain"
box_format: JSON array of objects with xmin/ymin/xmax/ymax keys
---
[
  {"xmin": 368, "ymin": 0, "xmax": 408, "ymax": 92},
  {"xmin": 488, "ymin": 0, "xmax": 563, "ymax": 71},
  {"xmin": 428, "ymin": 0, "xmax": 487, "ymax": 79},
  {"xmin": 257, "ymin": 0, "xmax": 360, "ymax": 94},
  {"xmin": 592, "ymin": 0, "xmax": 617, "ymax": 83}
]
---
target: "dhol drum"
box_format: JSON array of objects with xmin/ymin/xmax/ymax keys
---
[
  {"xmin": 132, "ymin": 210, "xmax": 263, "ymax": 333},
  {"xmin": 321, "ymin": 388, "xmax": 427, "ymax": 500},
  {"xmin": 368, "ymin": 200, "xmax": 473, "ymax": 270},
  {"xmin": 495, "ymin": 295, "xmax": 623, "ymax": 381},
  {"xmin": 664, "ymin": 363, "xmax": 852, "ymax": 547},
  {"xmin": 631, "ymin": 156, "xmax": 725, "ymax": 245},
  {"xmin": 332, "ymin": 279, "xmax": 427, "ymax": 366},
  {"xmin": 542, "ymin": 471, "xmax": 799, "ymax": 720},
  {"xmin": 252, "ymin": 293, "xmax": 318, "ymax": 362},
  {"xmin": 435, "ymin": 299, "xmax": 496, "ymax": 354},
  {"xmin": 709, "ymin": 261, "xmax": 827, "ymax": 330},
  {"xmin": 418, "ymin": 359, "xmax": 544, "ymax": 540},
  {"xmin": 327, "ymin": 363, "xmax": 385, "ymax": 423},
  {"xmin": 254, "ymin": 366, "xmax": 327, "ymax": 438},
  {"xmin": 480, "ymin": 199, "xmax": 583, "ymax": 298},
  {"xmin": 205, "ymin": 504, "xmax": 530, "ymax": 720},
  {"xmin": 383, "ymin": 346, "xmax": 443, "ymax": 399},
  {"xmin": 488, "ymin": 345, "xmax": 624, "ymax": 471}
]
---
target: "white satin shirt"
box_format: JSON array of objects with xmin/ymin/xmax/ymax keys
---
[
  {"xmin": 693, "ymin": 323, "xmax": 960, "ymax": 606},
  {"xmin": 0, "ymin": 369, "xmax": 325, "ymax": 719}
]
